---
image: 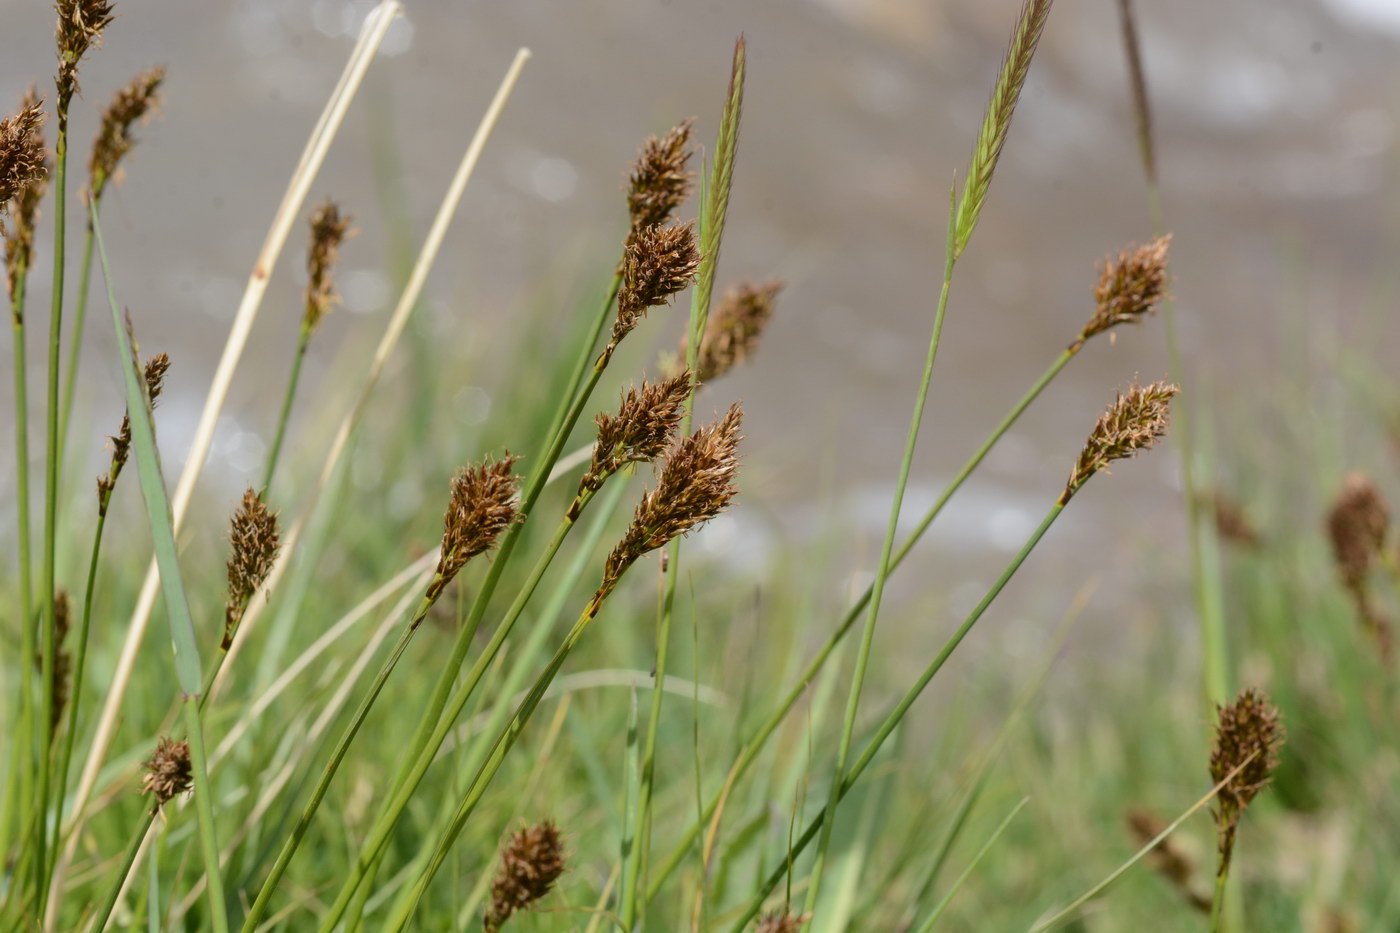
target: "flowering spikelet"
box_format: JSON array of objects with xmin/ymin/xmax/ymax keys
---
[
  {"xmin": 97, "ymin": 352, "xmax": 169, "ymax": 510},
  {"xmin": 1209, "ymin": 687, "xmax": 1284, "ymax": 870},
  {"xmin": 1326, "ymin": 472, "xmax": 1389, "ymax": 591},
  {"xmin": 1209, "ymin": 490, "xmax": 1261, "ymax": 549},
  {"xmin": 34, "ymin": 588, "xmax": 72, "ymax": 737},
  {"xmin": 1078, "ymin": 235, "xmax": 1170, "ymax": 345},
  {"xmin": 141, "ymin": 736, "xmax": 193, "ymax": 811},
  {"xmin": 755, "ymin": 912, "xmax": 809, "ymax": 933},
  {"xmin": 55, "ymin": 0, "xmax": 116, "ymax": 106},
  {"xmin": 1062, "ymin": 380, "xmax": 1177, "ymax": 503},
  {"xmin": 596, "ymin": 403, "xmax": 742, "ymax": 609},
  {"xmin": 87, "ymin": 65, "xmax": 163, "ymax": 199},
  {"xmin": 602, "ymin": 221, "xmax": 700, "ymax": 367},
  {"xmin": 576, "ymin": 371, "xmax": 693, "ymax": 506},
  {"xmin": 626, "ymin": 118, "xmax": 695, "ymax": 235},
  {"xmin": 680, "ymin": 279, "xmax": 783, "ymax": 381},
  {"xmin": 430, "ymin": 455, "xmax": 523, "ymax": 602},
  {"xmin": 0, "ymin": 98, "xmax": 48, "ymax": 210},
  {"xmin": 1125, "ymin": 808, "xmax": 1210, "ymax": 913},
  {"xmin": 484, "ymin": 820, "xmax": 567, "ymax": 933},
  {"xmin": 222, "ymin": 488, "xmax": 281, "ymax": 650},
  {"xmin": 4, "ymin": 90, "xmax": 49, "ymax": 307},
  {"xmin": 302, "ymin": 198, "xmax": 354, "ymax": 335}
]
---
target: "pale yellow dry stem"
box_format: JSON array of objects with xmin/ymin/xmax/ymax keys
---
[
  {"xmin": 214, "ymin": 47, "xmax": 532, "ymax": 689},
  {"xmin": 49, "ymin": 7, "xmax": 403, "ymax": 922}
]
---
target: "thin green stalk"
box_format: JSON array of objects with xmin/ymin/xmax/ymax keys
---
[
  {"xmin": 261, "ymin": 325, "xmax": 311, "ymax": 496},
  {"xmin": 1209, "ymin": 860, "xmax": 1230, "ymax": 932},
  {"xmin": 913, "ymin": 797, "xmax": 1028, "ymax": 933},
  {"xmin": 644, "ymin": 345, "xmax": 1077, "ymax": 902},
  {"xmin": 729, "ymin": 501, "xmax": 1066, "ymax": 932},
  {"xmin": 90, "ymin": 804, "xmax": 151, "ymax": 933},
  {"xmin": 56, "ymin": 213, "xmax": 95, "ymax": 468},
  {"xmin": 803, "ymin": 188, "xmax": 959, "ymax": 919}
]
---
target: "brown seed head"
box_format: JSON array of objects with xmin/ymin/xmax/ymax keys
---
[
  {"xmin": 579, "ymin": 372, "xmax": 694, "ymax": 499},
  {"xmin": 33, "ymin": 588, "xmax": 72, "ymax": 737},
  {"xmin": 484, "ymin": 820, "xmax": 567, "ymax": 933},
  {"xmin": 222, "ymin": 488, "xmax": 281, "ymax": 650},
  {"xmin": 55, "ymin": 0, "xmax": 116, "ymax": 106},
  {"xmin": 1080, "ymin": 235, "xmax": 1170, "ymax": 343},
  {"xmin": 87, "ymin": 65, "xmax": 163, "ymax": 199},
  {"xmin": 626, "ymin": 118, "xmax": 696, "ymax": 235},
  {"xmin": 755, "ymin": 913, "xmax": 810, "ymax": 933},
  {"xmin": 303, "ymin": 198, "xmax": 354, "ymax": 335},
  {"xmin": 598, "ymin": 403, "xmax": 742, "ymax": 605},
  {"xmin": 679, "ymin": 279, "xmax": 783, "ymax": 382},
  {"xmin": 1209, "ymin": 687, "xmax": 1284, "ymax": 863},
  {"xmin": 98, "ymin": 352, "xmax": 169, "ymax": 508},
  {"xmin": 605, "ymin": 221, "xmax": 700, "ymax": 365},
  {"xmin": 431, "ymin": 455, "xmax": 523, "ymax": 601},
  {"xmin": 141, "ymin": 736, "xmax": 193, "ymax": 810},
  {"xmin": 4, "ymin": 91, "xmax": 50, "ymax": 308},
  {"xmin": 1208, "ymin": 490, "xmax": 1261, "ymax": 549},
  {"xmin": 1326, "ymin": 471, "xmax": 1390, "ymax": 592},
  {"xmin": 1063, "ymin": 380, "xmax": 1177, "ymax": 502},
  {"xmin": 1125, "ymin": 807, "xmax": 1209, "ymax": 913}
]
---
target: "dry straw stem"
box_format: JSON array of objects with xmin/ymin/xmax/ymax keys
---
[
  {"xmin": 96, "ymin": 352, "xmax": 169, "ymax": 508},
  {"xmin": 604, "ymin": 220, "xmax": 701, "ymax": 365},
  {"xmin": 429, "ymin": 455, "xmax": 523, "ymax": 602},
  {"xmin": 140, "ymin": 736, "xmax": 192, "ymax": 811},
  {"xmin": 222, "ymin": 488, "xmax": 281, "ymax": 650},
  {"xmin": 55, "ymin": 0, "xmax": 115, "ymax": 106},
  {"xmin": 302, "ymin": 197, "xmax": 354, "ymax": 334},
  {"xmin": 953, "ymin": 0, "xmax": 1054, "ymax": 257},
  {"xmin": 87, "ymin": 66, "xmax": 163, "ymax": 199},
  {"xmin": 596, "ymin": 402, "xmax": 743, "ymax": 606},
  {"xmin": 576, "ymin": 372, "xmax": 693, "ymax": 503},
  {"xmin": 0, "ymin": 97, "xmax": 48, "ymax": 217},
  {"xmin": 627, "ymin": 118, "xmax": 696, "ymax": 236},
  {"xmin": 52, "ymin": 7, "xmax": 403, "ymax": 916},
  {"xmin": 1077, "ymin": 235, "xmax": 1170, "ymax": 346},
  {"xmin": 1126, "ymin": 808, "xmax": 1210, "ymax": 913},
  {"xmin": 1209, "ymin": 687, "xmax": 1284, "ymax": 873},
  {"xmin": 1062, "ymin": 380, "xmax": 1178, "ymax": 503},
  {"xmin": 680, "ymin": 279, "xmax": 783, "ymax": 381},
  {"xmin": 484, "ymin": 821, "xmax": 567, "ymax": 933}
]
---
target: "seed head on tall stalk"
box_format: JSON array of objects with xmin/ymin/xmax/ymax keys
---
[
  {"xmin": 484, "ymin": 820, "xmax": 567, "ymax": 933},
  {"xmin": 673, "ymin": 279, "xmax": 783, "ymax": 382},
  {"xmin": 222, "ymin": 489, "xmax": 281, "ymax": 650},
  {"xmin": 1325, "ymin": 472, "xmax": 1394, "ymax": 665}
]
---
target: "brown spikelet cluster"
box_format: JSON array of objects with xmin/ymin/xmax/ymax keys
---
[
  {"xmin": 1209, "ymin": 687, "xmax": 1284, "ymax": 871},
  {"xmin": 302, "ymin": 198, "xmax": 354, "ymax": 335},
  {"xmin": 1062, "ymin": 380, "xmax": 1178, "ymax": 502},
  {"xmin": 222, "ymin": 488, "xmax": 281, "ymax": 650},
  {"xmin": 1078, "ymin": 235, "xmax": 1170, "ymax": 344},
  {"xmin": 55, "ymin": 0, "xmax": 116, "ymax": 106},
  {"xmin": 141, "ymin": 736, "xmax": 193, "ymax": 811},
  {"xmin": 1209, "ymin": 490, "xmax": 1261, "ymax": 549},
  {"xmin": 602, "ymin": 221, "xmax": 700, "ymax": 367},
  {"xmin": 576, "ymin": 372, "xmax": 693, "ymax": 506},
  {"xmin": 1326, "ymin": 472, "xmax": 1394, "ymax": 665},
  {"xmin": 484, "ymin": 820, "xmax": 567, "ymax": 933},
  {"xmin": 1125, "ymin": 808, "xmax": 1210, "ymax": 913},
  {"xmin": 626, "ymin": 118, "xmax": 695, "ymax": 235},
  {"xmin": 97, "ymin": 352, "xmax": 169, "ymax": 510},
  {"xmin": 4, "ymin": 91, "xmax": 50, "ymax": 307},
  {"xmin": 430, "ymin": 455, "xmax": 523, "ymax": 602},
  {"xmin": 755, "ymin": 912, "xmax": 809, "ymax": 933},
  {"xmin": 596, "ymin": 404, "xmax": 743, "ymax": 609},
  {"xmin": 34, "ymin": 589, "xmax": 72, "ymax": 738},
  {"xmin": 88, "ymin": 65, "xmax": 163, "ymax": 199},
  {"xmin": 681, "ymin": 280, "xmax": 783, "ymax": 381}
]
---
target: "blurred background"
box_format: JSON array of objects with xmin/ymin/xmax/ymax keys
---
[{"xmin": 3, "ymin": 0, "xmax": 1399, "ymax": 664}]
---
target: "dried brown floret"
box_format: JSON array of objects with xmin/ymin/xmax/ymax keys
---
[
  {"xmin": 1209, "ymin": 490, "xmax": 1261, "ymax": 549},
  {"xmin": 429, "ymin": 455, "xmax": 523, "ymax": 602},
  {"xmin": 576, "ymin": 371, "xmax": 693, "ymax": 506},
  {"xmin": 1209, "ymin": 687, "xmax": 1284, "ymax": 869},
  {"xmin": 601, "ymin": 221, "xmax": 700, "ymax": 368},
  {"xmin": 755, "ymin": 912, "xmax": 809, "ymax": 933},
  {"xmin": 1062, "ymin": 380, "xmax": 1177, "ymax": 502},
  {"xmin": 4, "ymin": 90, "xmax": 49, "ymax": 307},
  {"xmin": 0, "ymin": 98, "xmax": 48, "ymax": 208},
  {"xmin": 302, "ymin": 198, "xmax": 354, "ymax": 335},
  {"xmin": 1326, "ymin": 472, "xmax": 1389, "ymax": 591},
  {"xmin": 141, "ymin": 736, "xmax": 193, "ymax": 810},
  {"xmin": 1078, "ymin": 236, "xmax": 1170, "ymax": 345},
  {"xmin": 97, "ymin": 352, "xmax": 169, "ymax": 510},
  {"xmin": 626, "ymin": 118, "xmax": 695, "ymax": 235},
  {"xmin": 222, "ymin": 488, "xmax": 281, "ymax": 650},
  {"xmin": 88, "ymin": 65, "xmax": 163, "ymax": 198},
  {"xmin": 55, "ymin": 0, "xmax": 116, "ymax": 106},
  {"xmin": 484, "ymin": 820, "xmax": 566, "ymax": 933},
  {"xmin": 679, "ymin": 280, "xmax": 783, "ymax": 381}
]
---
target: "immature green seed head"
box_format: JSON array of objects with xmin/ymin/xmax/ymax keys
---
[{"xmin": 484, "ymin": 820, "xmax": 566, "ymax": 933}]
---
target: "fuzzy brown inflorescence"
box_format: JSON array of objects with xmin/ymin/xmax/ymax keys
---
[
  {"xmin": 1209, "ymin": 490, "xmax": 1261, "ymax": 549},
  {"xmin": 626, "ymin": 118, "xmax": 695, "ymax": 235},
  {"xmin": 1062, "ymin": 380, "xmax": 1177, "ymax": 502},
  {"xmin": 1078, "ymin": 235, "xmax": 1170, "ymax": 344},
  {"xmin": 34, "ymin": 588, "xmax": 72, "ymax": 738},
  {"xmin": 1326, "ymin": 472, "xmax": 1389, "ymax": 591},
  {"xmin": 222, "ymin": 488, "xmax": 281, "ymax": 650},
  {"xmin": 1125, "ymin": 808, "xmax": 1210, "ymax": 914},
  {"xmin": 576, "ymin": 371, "xmax": 694, "ymax": 505},
  {"xmin": 755, "ymin": 912, "xmax": 809, "ymax": 933},
  {"xmin": 4, "ymin": 90, "xmax": 49, "ymax": 307},
  {"xmin": 484, "ymin": 820, "xmax": 566, "ymax": 933},
  {"xmin": 97, "ymin": 352, "xmax": 169, "ymax": 509},
  {"xmin": 88, "ymin": 65, "xmax": 163, "ymax": 199},
  {"xmin": 141, "ymin": 736, "xmax": 193, "ymax": 811},
  {"xmin": 603, "ymin": 221, "xmax": 700, "ymax": 366},
  {"xmin": 430, "ymin": 455, "xmax": 523, "ymax": 602},
  {"xmin": 55, "ymin": 0, "xmax": 116, "ymax": 107},
  {"xmin": 596, "ymin": 403, "xmax": 742, "ymax": 608},
  {"xmin": 302, "ymin": 198, "xmax": 354, "ymax": 335},
  {"xmin": 680, "ymin": 279, "xmax": 783, "ymax": 381},
  {"xmin": 1209, "ymin": 687, "xmax": 1284, "ymax": 870}
]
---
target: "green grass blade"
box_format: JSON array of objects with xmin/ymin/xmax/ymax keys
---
[{"xmin": 914, "ymin": 797, "xmax": 1028, "ymax": 933}]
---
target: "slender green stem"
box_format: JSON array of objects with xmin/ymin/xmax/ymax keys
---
[
  {"xmin": 913, "ymin": 797, "xmax": 1028, "ymax": 933},
  {"xmin": 261, "ymin": 327, "xmax": 311, "ymax": 496},
  {"xmin": 1209, "ymin": 861, "xmax": 1230, "ymax": 932},
  {"xmin": 644, "ymin": 345, "xmax": 1078, "ymax": 902},
  {"xmin": 180, "ymin": 701, "xmax": 228, "ymax": 933},
  {"xmin": 728, "ymin": 501, "xmax": 1067, "ymax": 932},
  {"xmin": 57, "ymin": 213, "xmax": 96, "ymax": 470},
  {"xmin": 90, "ymin": 807, "xmax": 153, "ymax": 933},
  {"xmin": 805, "ymin": 229, "xmax": 958, "ymax": 918}
]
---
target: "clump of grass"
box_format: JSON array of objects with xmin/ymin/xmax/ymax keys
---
[{"xmin": 484, "ymin": 820, "xmax": 567, "ymax": 933}]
